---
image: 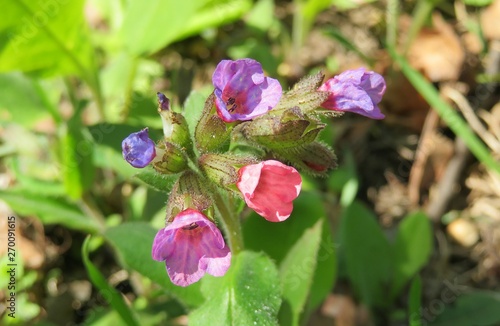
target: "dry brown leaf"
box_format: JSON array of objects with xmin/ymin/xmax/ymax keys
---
[{"xmin": 408, "ymin": 14, "xmax": 465, "ymax": 81}]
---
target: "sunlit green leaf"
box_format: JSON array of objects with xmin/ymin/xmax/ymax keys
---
[
  {"xmin": 0, "ymin": 73, "xmax": 51, "ymax": 128},
  {"xmin": 0, "ymin": 0, "xmax": 94, "ymax": 79},
  {"xmin": 279, "ymin": 219, "xmax": 323, "ymax": 326},
  {"xmin": 190, "ymin": 251, "xmax": 281, "ymax": 326}
]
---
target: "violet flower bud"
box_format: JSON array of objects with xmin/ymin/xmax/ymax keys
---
[
  {"xmin": 318, "ymin": 68, "xmax": 386, "ymax": 119},
  {"xmin": 122, "ymin": 128, "xmax": 156, "ymax": 168},
  {"xmin": 157, "ymin": 92, "xmax": 191, "ymax": 149}
]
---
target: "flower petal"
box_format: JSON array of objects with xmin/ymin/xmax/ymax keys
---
[
  {"xmin": 319, "ymin": 68, "xmax": 386, "ymax": 120},
  {"xmin": 237, "ymin": 160, "xmax": 302, "ymax": 222},
  {"xmin": 152, "ymin": 209, "xmax": 231, "ymax": 287}
]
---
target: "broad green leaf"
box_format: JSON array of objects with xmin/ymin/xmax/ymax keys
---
[
  {"xmin": 308, "ymin": 215, "xmax": 336, "ymax": 311},
  {"xmin": 82, "ymin": 237, "xmax": 140, "ymax": 326},
  {"xmin": 0, "ymin": 0, "xmax": 94, "ymax": 80},
  {"xmin": 408, "ymin": 275, "xmax": 422, "ymax": 326},
  {"xmin": 134, "ymin": 169, "xmax": 178, "ymax": 193},
  {"xmin": 121, "ymin": 0, "xmax": 201, "ymax": 55},
  {"xmin": 279, "ymin": 219, "xmax": 323, "ymax": 326},
  {"xmin": 243, "ymin": 191, "xmax": 336, "ymax": 314},
  {"xmin": 121, "ymin": 0, "xmax": 251, "ymax": 56},
  {"xmin": 245, "ymin": 0, "xmax": 275, "ymax": 32},
  {"xmin": 60, "ymin": 118, "xmax": 96, "ymax": 200},
  {"xmin": 0, "ymin": 189, "xmax": 100, "ymax": 233},
  {"xmin": 104, "ymin": 222, "xmax": 204, "ymax": 308},
  {"xmin": 0, "ymin": 73, "xmax": 51, "ymax": 128},
  {"xmin": 175, "ymin": 0, "xmax": 252, "ymax": 42},
  {"xmin": 430, "ymin": 291, "xmax": 500, "ymax": 326},
  {"xmin": 340, "ymin": 200, "xmax": 393, "ymax": 308},
  {"xmin": 391, "ymin": 211, "xmax": 432, "ymax": 298},
  {"xmin": 190, "ymin": 251, "xmax": 281, "ymax": 326}
]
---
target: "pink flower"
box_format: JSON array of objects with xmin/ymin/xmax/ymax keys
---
[
  {"xmin": 152, "ymin": 209, "xmax": 231, "ymax": 287},
  {"xmin": 212, "ymin": 58, "xmax": 282, "ymax": 122},
  {"xmin": 318, "ymin": 68, "xmax": 386, "ymax": 119},
  {"xmin": 236, "ymin": 160, "xmax": 302, "ymax": 222}
]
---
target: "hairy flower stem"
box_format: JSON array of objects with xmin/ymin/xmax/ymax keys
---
[{"xmin": 213, "ymin": 192, "xmax": 243, "ymax": 255}]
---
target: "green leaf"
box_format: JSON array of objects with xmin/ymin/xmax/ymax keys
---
[
  {"xmin": 60, "ymin": 118, "xmax": 96, "ymax": 200},
  {"xmin": 134, "ymin": 169, "xmax": 178, "ymax": 193},
  {"xmin": 190, "ymin": 251, "xmax": 281, "ymax": 326},
  {"xmin": 121, "ymin": 0, "xmax": 201, "ymax": 55},
  {"xmin": 243, "ymin": 191, "xmax": 336, "ymax": 314},
  {"xmin": 408, "ymin": 275, "xmax": 422, "ymax": 326},
  {"xmin": 279, "ymin": 219, "xmax": 323, "ymax": 326},
  {"xmin": 430, "ymin": 291, "xmax": 500, "ymax": 326},
  {"xmin": 0, "ymin": 73, "xmax": 51, "ymax": 128},
  {"xmin": 339, "ymin": 200, "xmax": 393, "ymax": 308},
  {"xmin": 391, "ymin": 211, "xmax": 432, "ymax": 298},
  {"xmin": 308, "ymin": 215, "xmax": 336, "ymax": 311},
  {"xmin": 245, "ymin": 0, "xmax": 275, "ymax": 32},
  {"xmin": 82, "ymin": 236, "xmax": 140, "ymax": 326},
  {"xmin": 0, "ymin": 0, "xmax": 94, "ymax": 79},
  {"xmin": 0, "ymin": 189, "xmax": 100, "ymax": 233},
  {"xmin": 462, "ymin": 0, "xmax": 493, "ymax": 6},
  {"xmin": 121, "ymin": 0, "xmax": 251, "ymax": 56},
  {"xmin": 104, "ymin": 222, "xmax": 204, "ymax": 308}
]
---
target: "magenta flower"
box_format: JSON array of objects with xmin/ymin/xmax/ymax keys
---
[
  {"xmin": 236, "ymin": 160, "xmax": 302, "ymax": 222},
  {"xmin": 122, "ymin": 128, "xmax": 156, "ymax": 168},
  {"xmin": 152, "ymin": 209, "xmax": 231, "ymax": 287},
  {"xmin": 212, "ymin": 58, "xmax": 282, "ymax": 122},
  {"xmin": 318, "ymin": 68, "xmax": 386, "ymax": 119}
]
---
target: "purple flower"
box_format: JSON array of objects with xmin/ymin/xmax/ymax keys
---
[
  {"xmin": 212, "ymin": 58, "xmax": 282, "ymax": 122},
  {"xmin": 152, "ymin": 208, "xmax": 231, "ymax": 287},
  {"xmin": 318, "ymin": 68, "xmax": 386, "ymax": 119},
  {"xmin": 122, "ymin": 128, "xmax": 156, "ymax": 168}
]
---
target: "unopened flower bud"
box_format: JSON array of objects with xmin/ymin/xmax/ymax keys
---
[
  {"xmin": 157, "ymin": 92, "xmax": 192, "ymax": 149},
  {"xmin": 195, "ymin": 93, "xmax": 232, "ymax": 153},
  {"xmin": 279, "ymin": 142, "xmax": 337, "ymax": 176},
  {"xmin": 199, "ymin": 153, "xmax": 257, "ymax": 189},
  {"xmin": 242, "ymin": 107, "xmax": 325, "ymax": 149},
  {"xmin": 122, "ymin": 128, "xmax": 156, "ymax": 168},
  {"xmin": 151, "ymin": 141, "xmax": 188, "ymax": 174},
  {"xmin": 270, "ymin": 72, "xmax": 329, "ymax": 115}
]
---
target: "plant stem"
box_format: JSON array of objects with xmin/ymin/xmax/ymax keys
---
[{"xmin": 213, "ymin": 191, "xmax": 244, "ymax": 255}]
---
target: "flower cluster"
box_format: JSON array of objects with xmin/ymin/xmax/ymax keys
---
[{"xmin": 122, "ymin": 59, "xmax": 386, "ymax": 286}]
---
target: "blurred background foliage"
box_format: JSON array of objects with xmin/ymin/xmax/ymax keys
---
[{"xmin": 1, "ymin": 0, "xmax": 500, "ymax": 325}]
